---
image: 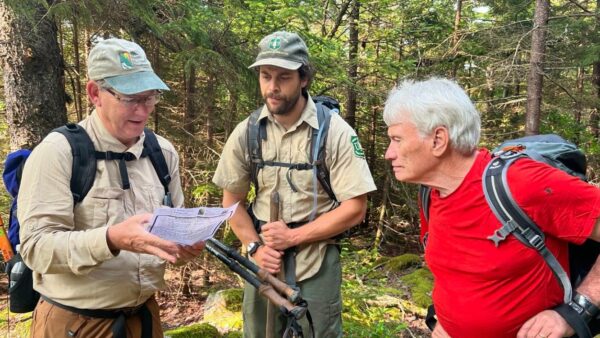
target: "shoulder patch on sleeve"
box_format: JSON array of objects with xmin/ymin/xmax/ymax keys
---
[{"xmin": 350, "ymin": 136, "xmax": 365, "ymax": 158}]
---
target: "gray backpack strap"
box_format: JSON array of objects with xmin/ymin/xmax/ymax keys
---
[
  {"xmin": 308, "ymin": 102, "xmax": 337, "ymax": 221},
  {"xmin": 419, "ymin": 185, "xmax": 431, "ymax": 223},
  {"xmin": 482, "ymin": 153, "xmax": 572, "ymax": 303},
  {"xmin": 312, "ymin": 101, "xmax": 336, "ymax": 202},
  {"xmin": 247, "ymin": 108, "xmax": 264, "ymax": 192}
]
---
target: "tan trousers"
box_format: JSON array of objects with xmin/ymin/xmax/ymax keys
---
[{"xmin": 30, "ymin": 296, "xmax": 163, "ymax": 338}]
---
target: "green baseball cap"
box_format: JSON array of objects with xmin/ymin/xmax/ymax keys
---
[
  {"xmin": 248, "ymin": 31, "xmax": 309, "ymax": 70},
  {"xmin": 87, "ymin": 38, "xmax": 169, "ymax": 95}
]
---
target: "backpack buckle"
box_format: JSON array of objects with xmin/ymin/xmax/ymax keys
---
[
  {"xmin": 519, "ymin": 227, "xmax": 545, "ymax": 250},
  {"xmin": 487, "ymin": 221, "xmax": 517, "ymax": 247}
]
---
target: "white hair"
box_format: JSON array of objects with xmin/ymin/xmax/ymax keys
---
[{"xmin": 383, "ymin": 77, "xmax": 481, "ymax": 155}]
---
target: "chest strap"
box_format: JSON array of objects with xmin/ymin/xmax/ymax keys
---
[{"xmin": 41, "ymin": 295, "xmax": 152, "ymax": 338}]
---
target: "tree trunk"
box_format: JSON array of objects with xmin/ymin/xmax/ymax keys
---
[
  {"xmin": 374, "ymin": 172, "xmax": 390, "ymax": 248},
  {"xmin": 72, "ymin": 16, "xmax": 83, "ymax": 121},
  {"xmin": 344, "ymin": 0, "xmax": 359, "ymax": 129},
  {"xmin": 592, "ymin": 0, "xmax": 600, "ymax": 141},
  {"xmin": 450, "ymin": 0, "xmax": 462, "ymax": 78},
  {"xmin": 205, "ymin": 75, "xmax": 215, "ymax": 146},
  {"xmin": 525, "ymin": 0, "xmax": 549, "ymax": 136},
  {"xmin": 0, "ymin": 0, "xmax": 67, "ymax": 150},
  {"xmin": 592, "ymin": 59, "xmax": 600, "ymax": 140},
  {"xmin": 148, "ymin": 38, "xmax": 161, "ymax": 131},
  {"xmin": 180, "ymin": 64, "xmax": 199, "ymax": 295}
]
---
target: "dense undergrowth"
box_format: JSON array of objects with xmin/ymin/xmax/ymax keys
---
[{"xmin": 1, "ymin": 239, "xmax": 432, "ymax": 337}]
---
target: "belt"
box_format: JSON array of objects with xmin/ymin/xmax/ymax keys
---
[{"xmin": 41, "ymin": 295, "xmax": 153, "ymax": 338}]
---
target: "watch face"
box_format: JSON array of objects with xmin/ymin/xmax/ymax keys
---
[{"xmin": 248, "ymin": 242, "xmax": 259, "ymax": 255}]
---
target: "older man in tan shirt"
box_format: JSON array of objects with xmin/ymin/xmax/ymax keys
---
[
  {"xmin": 213, "ymin": 31, "xmax": 376, "ymax": 337},
  {"xmin": 18, "ymin": 38, "xmax": 203, "ymax": 338}
]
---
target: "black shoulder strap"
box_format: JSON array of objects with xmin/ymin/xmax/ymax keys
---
[
  {"xmin": 482, "ymin": 154, "xmax": 572, "ymax": 303},
  {"xmin": 247, "ymin": 107, "xmax": 264, "ymax": 192},
  {"xmin": 52, "ymin": 123, "xmax": 97, "ymax": 203},
  {"xmin": 418, "ymin": 185, "xmax": 431, "ymax": 223},
  {"xmin": 142, "ymin": 128, "xmax": 171, "ymax": 196},
  {"xmin": 312, "ymin": 102, "xmax": 336, "ymax": 202},
  {"xmin": 54, "ymin": 124, "xmax": 172, "ymax": 207}
]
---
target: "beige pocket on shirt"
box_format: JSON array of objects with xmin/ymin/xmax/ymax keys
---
[
  {"xmin": 144, "ymin": 184, "xmax": 167, "ymax": 209},
  {"xmin": 88, "ymin": 187, "xmax": 124, "ymax": 227}
]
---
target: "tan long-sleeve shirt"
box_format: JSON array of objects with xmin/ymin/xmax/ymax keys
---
[{"xmin": 18, "ymin": 110, "xmax": 183, "ymax": 309}]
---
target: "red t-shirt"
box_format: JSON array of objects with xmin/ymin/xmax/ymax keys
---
[{"xmin": 422, "ymin": 149, "xmax": 599, "ymax": 338}]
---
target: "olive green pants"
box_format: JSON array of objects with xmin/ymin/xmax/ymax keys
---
[{"xmin": 242, "ymin": 244, "xmax": 342, "ymax": 338}]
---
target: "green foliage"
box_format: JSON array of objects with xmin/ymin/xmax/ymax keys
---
[
  {"xmin": 399, "ymin": 268, "xmax": 434, "ymax": 308},
  {"xmin": 0, "ymin": 308, "xmax": 32, "ymax": 338},
  {"xmin": 4, "ymin": 0, "xmax": 600, "ymax": 335},
  {"xmin": 203, "ymin": 288, "xmax": 244, "ymax": 332},
  {"xmin": 382, "ymin": 253, "xmax": 422, "ymax": 273},
  {"xmin": 191, "ymin": 183, "xmax": 221, "ymax": 205},
  {"xmin": 164, "ymin": 322, "xmax": 220, "ymax": 338},
  {"xmin": 221, "ymin": 331, "xmax": 243, "ymax": 338},
  {"xmin": 340, "ymin": 246, "xmax": 427, "ymax": 336},
  {"xmin": 219, "ymin": 288, "xmax": 243, "ymax": 312}
]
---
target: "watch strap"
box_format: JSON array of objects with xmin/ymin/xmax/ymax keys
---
[
  {"xmin": 553, "ymin": 302, "xmax": 593, "ymax": 338},
  {"xmin": 247, "ymin": 241, "xmax": 262, "ymax": 257},
  {"xmin": 573, "ymin": 293, "xmax": 600, "ymax": 322}
]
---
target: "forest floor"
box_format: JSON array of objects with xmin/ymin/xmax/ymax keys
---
[{"xmin": 0, "ymin": 234, "xmax": 430, "ymax": 337}]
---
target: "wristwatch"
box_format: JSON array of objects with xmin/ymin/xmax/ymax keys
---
[
  {"xmin": 569, "ymin": 293, "xmax": 600, "ymax": 323},
  {"xmin": 247, "ymin": 241, "xmax": 262, "ymax": 257}
]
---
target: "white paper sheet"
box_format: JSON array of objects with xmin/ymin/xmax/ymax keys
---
[{"xmin": 147, "ymin": 202, "xmax": 239, "ymax": 245}]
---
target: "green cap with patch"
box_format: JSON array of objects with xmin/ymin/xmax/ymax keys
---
[
  {"xmin": 248, "ymin": 31, "xmax": 309, "ymax": 70},
  {"xmin": 87, "ymin": 38, "xmax": 169, "ymax": 95}
]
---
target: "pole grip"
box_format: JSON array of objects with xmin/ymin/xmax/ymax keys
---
[
  {"xmin": 266, "ymin": 191, "xmax": 280, "ymax": 338},
  {"xmin": 269, "ymin": 191, "xmax": 279, "ymax": 223}
]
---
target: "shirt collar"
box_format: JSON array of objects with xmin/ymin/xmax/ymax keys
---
[{"xmin": 89, "ymin": 110, "xmax": 145, "ymax": 158}]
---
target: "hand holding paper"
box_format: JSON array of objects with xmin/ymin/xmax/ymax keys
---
[{"xmin": 147, "ymin": 202, "xmax": 239, "ymax": 245}]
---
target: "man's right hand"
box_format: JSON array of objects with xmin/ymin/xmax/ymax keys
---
[
  {"xmin": 252, "ymin": 245, "xmax": 283, "ymax": 274},
  {"xmin": 106, "ymin": 213, "xmax": 180, "ymax": 264}
]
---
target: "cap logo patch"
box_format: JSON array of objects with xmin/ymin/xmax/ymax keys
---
[
  {"xmin": 268, "ymin": 37, "xmax": 282, "ymax": 50},
  {"xmin": 119, "ymin": 52, "xmax": 133, "ymax": 70}
]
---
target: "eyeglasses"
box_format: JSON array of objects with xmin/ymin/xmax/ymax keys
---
[{"xmin": 104, "ymin": 88, "xmax": 161, "ymax": 107}]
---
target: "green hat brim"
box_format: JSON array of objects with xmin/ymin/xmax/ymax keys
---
[{"xmin": 104, "ymin": 71, "xmax": 169, "ymax": 95}]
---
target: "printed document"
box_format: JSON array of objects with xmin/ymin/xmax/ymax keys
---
[{"xmin": 148, "ymin": 202, "xmax": 239, "ymax": 245}]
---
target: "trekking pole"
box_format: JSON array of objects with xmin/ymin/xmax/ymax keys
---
[
  {"xmin": 266, "ymin": 191, "xmax": 280, "ymax": 338},
  {"xmin": 206, "ymin": 238, "xmax": 299, "ymax": 302},
  {"xmin": 204, "ymin": 239, "xmax": 306, "ymax": 316}
]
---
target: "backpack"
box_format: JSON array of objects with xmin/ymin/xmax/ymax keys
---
[
  {"xmin": 419, "ymin": 134, "xmax": 600, "ymax": 337},
  {"xmin": 247, "ymin": 95, "xmax": 340, "ymax": 222},
  {"xmin": 3, "ymin": 149, "xmax": 32, "ymax": 252},
  {"xmin": 2, "ymin": 123, "xmax": 173, "ymax": 313}
]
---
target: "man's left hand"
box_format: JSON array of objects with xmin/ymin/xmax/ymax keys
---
[
  {"xmin": 516, "ymin": 309, "xmax": 574, "ymax": 338},
  {"xmin": 261, "ymin": 221, "xmax": 296, "ymax": 250},
  {"xmin": 173, "ymin": 241, "xmax": 205, "ymax": 265}
]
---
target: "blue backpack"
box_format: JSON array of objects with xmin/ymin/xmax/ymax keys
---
[
  {"xmin": 3, "ymin": 149, "xmax": 32, "ymax": 253},
  {"xmin": 420, "ymin": 134, "xmax": 599, "ymax": 338}
]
